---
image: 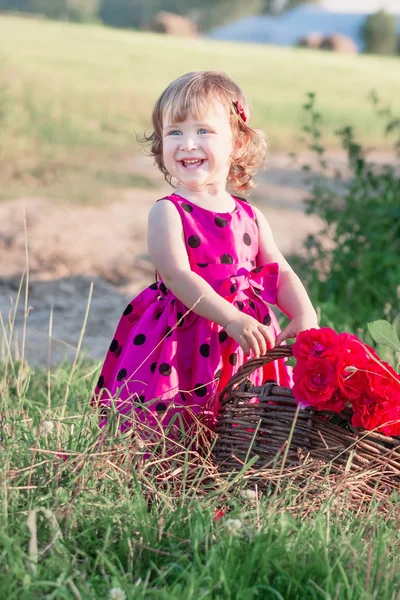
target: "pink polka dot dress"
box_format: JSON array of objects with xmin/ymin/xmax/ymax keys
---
[{"xmin": 92, "ymin": 193, "xmax": 292, "ymax": 432}]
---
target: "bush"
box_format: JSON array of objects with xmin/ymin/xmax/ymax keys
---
[
  {"xmin": 0, "ymin": 0, "xmax": 100, "ymax": 22},
  {"xmin": 361, "ymin": 9, "xmax": 398, "ymax": 55},
  {"xmin": 299, "ymin": 92, "xmax": 400, "ymax": 331}
]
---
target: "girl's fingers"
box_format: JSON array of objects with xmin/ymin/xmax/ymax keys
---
[
  {"xmin": 243, "ymin": 331, "xmax": 261, "ymax": 358},
  {"xmin": 259, "ymin": 325, "xmax": 275, "ymax": 349},
  {"xmin": 275, "ymin": 325, "xmax": 292, "ymax": 346},
  {"xmin": 239, "ymin": 335, "xmax": 251, "ymax": 356},
  {"xmin": 253, "ymin": 329, "xmax": 267, "ymax": 356}
]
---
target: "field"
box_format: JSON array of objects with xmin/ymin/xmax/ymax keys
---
[
  {"xmin": 1, "ymin": 14, "xmax": 400, "ymax": 600},
  {"xmin": 1, "ymin": 15, "xmax": 400, "ymax": 167}
]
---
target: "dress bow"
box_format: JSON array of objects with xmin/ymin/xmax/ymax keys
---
[{"xmin": 219, "ymin": 263, "xmax": 279, "ymax": 304}]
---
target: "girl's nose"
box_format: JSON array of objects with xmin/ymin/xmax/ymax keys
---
[{"xmin": 180, "ymin": 136, "xmax": 197, "ymax": 151}]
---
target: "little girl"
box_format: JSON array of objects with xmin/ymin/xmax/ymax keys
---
[{"xmin": 92, "ymin": 71, "xmax": 318, "ymax": 434}]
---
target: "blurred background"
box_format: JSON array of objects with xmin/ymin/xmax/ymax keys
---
[{"xmin": 0, "ymin": 0, "xmax": 399, "ymax": 365}]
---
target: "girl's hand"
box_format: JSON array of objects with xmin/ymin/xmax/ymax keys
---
[
  {"xmin": 275, "ymin": 313, "xmax": 319, "ymax": 346},
  {"xmin": 225, "ymin": 313, "xmax": 275, "ymax": 358}
]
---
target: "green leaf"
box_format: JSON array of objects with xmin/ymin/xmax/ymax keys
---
[{"xmin": 368, "ymin": 320, "xmax": 400, "ymax": 352}]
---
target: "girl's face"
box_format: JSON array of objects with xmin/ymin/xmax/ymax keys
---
[{"xmin": 162, "ymin": 99, "xmax": 235, "ymax": 194}]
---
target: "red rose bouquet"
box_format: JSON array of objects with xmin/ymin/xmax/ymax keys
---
[{"xmin": 292, "ymin": 327, "xmax": 400, "ymax": 437}]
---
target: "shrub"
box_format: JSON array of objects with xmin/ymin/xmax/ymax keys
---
[
  {"xmin": 299, "ymin": 92, "xmax": 400, "ymax": 331},
  {"xmin": 361, "ymin": 9, "xmax": 398, "ymax": 55},
  {"xmin": 0, "ymin": 0, "xmax": 100, "ymax": 22}
]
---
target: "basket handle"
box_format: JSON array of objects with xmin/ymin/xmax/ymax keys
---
[{"xmin": 219, "ymin": 345, "xmax": 293, "ymax": 403}]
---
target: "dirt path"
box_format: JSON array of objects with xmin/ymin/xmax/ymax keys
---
[{"xmin": 0, "ymin": 149, "xmax": 393, "ymax": 366}]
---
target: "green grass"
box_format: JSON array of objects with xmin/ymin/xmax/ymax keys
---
[
  {"xmin": 1, "ymin": 15, "xmax": 399, "ymax": 201},
  {"xmin": 1, "ymin": 285, "xmax": 400, "ymax": 599},
  {"xmin": 2, "ymin": 354, "xmax": 400, "ymax": 599},
  {"xmin": 1, "ymin": 14, "xmax": 400, "ymax": 156}
]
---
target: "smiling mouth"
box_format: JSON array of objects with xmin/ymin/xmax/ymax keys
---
[{"xmin": 180, "ymin": 159, "xmax": 205, "ymax": 169}]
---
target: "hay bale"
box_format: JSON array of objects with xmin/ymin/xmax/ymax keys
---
[
  {"xmin": 296, "ymin": 33, "xmax": 323, "ymax": 49},
  {"xmin": 320, "ymin": 34, "xmax": 358, "ymax": 53},
  {"xmin": 150, "ymin": 11, "xmax": 197, "ymax": 37}
]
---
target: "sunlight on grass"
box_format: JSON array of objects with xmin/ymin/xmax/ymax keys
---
[
  {"xmin": 0, "ymin": 14, "xmax": 400, "ymax": 154},
  {"xmin": 1, "ymin": 263, "xmax": 400, "ymax": 598}
]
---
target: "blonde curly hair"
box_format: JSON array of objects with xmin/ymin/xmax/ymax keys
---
[{"xmin": 142, "ymin": 71, "xmax": 267, "ymax": 193}]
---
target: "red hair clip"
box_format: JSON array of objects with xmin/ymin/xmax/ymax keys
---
[{"xmin": 233, "ymin": 100, "xmax": 247, "ymax": 123}]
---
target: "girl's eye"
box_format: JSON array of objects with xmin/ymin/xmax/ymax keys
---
[
  {"xmin": 198, "ymin": 128, "xmax": 209, "ymax": 134},
  {"xmin": 169, "ymin": 130, "xmax": 181, "ymax": 136}
]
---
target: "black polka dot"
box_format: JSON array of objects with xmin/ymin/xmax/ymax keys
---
[
  {"xmin": 249, "ymin": 299, "xmax": 256, "ymax": 310},
  {"xmin": 159, "ymin": 363, "xmax": 172, "ymax": 376},
  {"xmin": 236, "ymin": 301, "xmax": 244, "ymax": 311},
  {"xmin": 149, "ymin": 282, "xmax": 158, "ymax": 291},
  {"xmin": 188, "ymin": 235, "xmax": 201, "ymax": 249},
  {"xmin": 215, "ymin": 216, "xmax": 228, "ymax": 228},
  {"xmin": 254, "ymin": 288, "xmax": 261, "ymax": 296},
  {"xmin": 251, "ymin": 260, "xmax": 256, "ymax": 267},
  {"xmin": 197, "ymin": 263, "xmax": 208, "ymax": 268},
  {"xmin": 117, "ymin": 368, "xmax": 127, "ymax": 381},
  {"xmin": 155, "ymin": 312, "xmax": 162, "ymax": 320},
  {"xmin": 150, "ymin": 362, "xmax": 157, "ymax": 373},
  {"xmin": 123, "ymin": 304, "xmax": 133, "ymax": 316},
  {"xmin": 230, "ymin": 284, "xmax": 237, "ymax": 294},
  {"xmin": 177, "ymin": 312, "xmax": 184, "ymax": 326},
  {"xmin": 252, "ymin": 266, "xmax": 262, "ymax": 273},
  {"xmin": 182, "ymin": 203, "xmax": 193, "ymax": 213},
  {"xmin": 243, "ymin": 233, "xmax": 251, "ymax": 246},
  {"xmin": 99, "ymin": 406, "xmax": 109, "ymax": 419},
  {"xmin": 229, "ymin": 353, "xmax": 238, "ymax": 366},
  {"xmin": 180, "ymin": 392, "xmax": 187, "ymax": 402},
  {"xmin": 109, "ymin": 339, "xmax": 118, "ymax": 352},
  {"xmin": 133, "ymin": 334, "xmax": 146, "ymax": 346},
  {"xmin": 156, "ymin": 403, "xmax": 167, "ymax": 412},
  {"xmin": 219, "ymin": 331, "xmax": 228, "ymax": 343},
  {"xmin": 215, "ymin": 368, "xmax": 222, "ymax": 379},
  {"xmin": 159, "ymin": 283, "xmax": 168, "ymax": 295},
  {"xmin": 115, "ymin": 346, "xmax": 122, "ymax": 358},
  {"xmin": 165, "ymin": 326, "xmax": 173, "ymax": 338},
  {"xmin": 221, "ymin": 254, "xmax": 233, "ymax": 264},
  {"xmin": 200, "ymin": 343, "xmax": 210, "ymax": 358},
  {"xmin": 97, "ymin": 375, "xmax": 104, "ymax": 389},
  {"xmin": 263, "ymin": 313, "xmax": 272, "ymax": 326},
  {"xmin": 194, "ymin": 383, "xmax": 207, "ymax": 397},
  {"xmin": 137, "ymin": 395, "xmax": 146, "ymax": 404},
  {"xmin": 171, "ymin": 299, "xmax": 176, "ymax": 305}
]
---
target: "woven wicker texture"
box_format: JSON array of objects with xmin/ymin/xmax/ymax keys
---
[{"xmin": 214, "ymin": 347, "xmax": 400, "ymax": 496}]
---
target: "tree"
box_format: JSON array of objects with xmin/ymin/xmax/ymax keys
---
[
  {"xmin": 99, "ymin": 0, "xmax": 264, "ymax": 31},
  {"xmin": 262, "ymin": 0, "xmax": 317, "ymax": 14},
  {"xmin": 0, "ymin": 0, "xmax": 100, "ymax": 21},
  {"xmin": 361, "ymin": 9, "xmax": 398, "ymax": 55}
]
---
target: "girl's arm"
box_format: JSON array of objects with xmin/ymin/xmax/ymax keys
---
[
  {"xmin": 147, "ymin": 200, "xmax": 273, "ymax": 356},
  {"xmin": 253, "ymin": 206, "xmax": 318, "ymax": 344}
]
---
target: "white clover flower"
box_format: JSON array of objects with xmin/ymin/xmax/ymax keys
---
[
  {"xmin": 240, "ymin": 489, "xmax": 257, "ymax": 502},
  {"xmin": 225, "ymin": 518, "xmax": 243, "ymax": 536},
  {"xmin": 109, "ymin": 588, "xmax": 126, "ymax": 600},
  {"xmin": 40, "ymin": 420, "xmax": 54, "ymax": 435}
]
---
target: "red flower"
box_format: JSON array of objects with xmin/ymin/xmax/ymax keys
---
[
  {"xmin": 322, "ymin": 389, "xmax": 348, "ymax": 413},
  {"xmin": 368, "ymin": 361, "xmax": 400, "ymax": 397},
  {"xmin": 336, "ymin": 337, "xmax": 370, "ymax": 400},
  {"xmin": 213, "ymin": 507, "xmax": 225, "ymax": 521},
  {"xmin": 291, "ymin": 327, "xmax": 400, "ymax": 437},
  {"xmin": 292, "ymin": 327, "xmax": 340, "ymax": 362},
  {"xmin": 292, "ymin": 357, "xmax": 338, "ymax": 410}
]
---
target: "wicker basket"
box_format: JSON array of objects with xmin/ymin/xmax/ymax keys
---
[{"xmin": 214, "ymin": 346, "xmax": 400, "ymax": 498}]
